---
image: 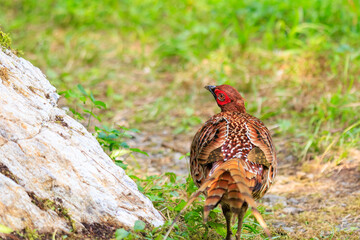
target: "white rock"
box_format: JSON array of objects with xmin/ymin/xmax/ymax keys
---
[
  {"xmin": 283, "ymin": 207, "xmax": 303, "ymax": 215},
  {"xmin": 261, "ymin": 194, "xmax": 287, "ymax": 207},
  {"xmin": 0, "ymin": 173, "xmax": 68, "ymax": 232},
  {"xmin": 0, "ymin": 50, "xmax": 164, "ymax": 233}
]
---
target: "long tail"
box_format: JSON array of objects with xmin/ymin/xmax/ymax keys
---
[{"xmin": 163, "ymin": 159, "xmax": 271, "ymax": 239}]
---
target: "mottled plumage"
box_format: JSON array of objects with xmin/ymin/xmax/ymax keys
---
[
  {"xmin": 164, "ymin": 85, "xmax": 277, "ymax": 240},
  {"xmin": 190, "ymin": 111, "xmax": 276, "ymax": 200},
  {"xmin": 191, "ymin": 85, "xmax": 276, "ymax": 239}
]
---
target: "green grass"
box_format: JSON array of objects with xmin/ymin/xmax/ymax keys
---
[
  {"xmin": 0, "ymin": 30, "xmax": 12, "ymax": 49},
  {"xmin": 1, "ymin": 0, "xmax": 360, "ymax": 239},
  {"xmin": 0, "ymin": 29, "xmax": 22, "ymax": 55},
  {"xmin": 115, "ymin": 172, "xmax": 270, "ymax": 240}
]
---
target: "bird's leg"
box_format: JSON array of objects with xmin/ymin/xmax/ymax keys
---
[
  {"xmin": 222, "ymin": 204, "xmax": 232, "ymax": 240},
  {"xmin": 236, "ymin": 203, "xmax": 248, "ymax": 240}
]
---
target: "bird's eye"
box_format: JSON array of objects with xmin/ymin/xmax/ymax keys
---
[{"xmin": 217, "ymin": 93, "xmax": 225, "ymax": 102}]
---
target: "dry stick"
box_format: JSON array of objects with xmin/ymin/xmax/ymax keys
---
[{"xmin": 162, "ymin": 190, "xmax": 203, "ymax": 240}]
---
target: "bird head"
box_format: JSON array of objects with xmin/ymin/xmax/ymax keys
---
[{"xmin": 205, "ymin": 85, "xmax": 246, "ymax": 113}]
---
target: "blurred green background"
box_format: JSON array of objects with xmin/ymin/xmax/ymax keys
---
[
  {"xmin": 1, "ymin": 0, "xmax": 359, "ymax": 154},
  {"xmin": 1, "ymin": 0, "xmax": 360, "ymax": 239}
]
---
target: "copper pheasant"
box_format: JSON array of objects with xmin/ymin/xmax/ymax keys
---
[
  {"xmin": 190, "ymin": 85, "xmax": 276, "ymax": 239},
  {"xmin": 164, "ymin": 85, "xmax": 276, "ymax": 240}
]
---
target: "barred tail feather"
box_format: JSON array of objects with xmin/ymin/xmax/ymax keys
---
[
  {"xmin": 163, "ymin": 158, "xmax": 271, "ymax": 240},
  {"xmin": 204, "ymin": 158, "xmax": 271, "ymax": 238}
]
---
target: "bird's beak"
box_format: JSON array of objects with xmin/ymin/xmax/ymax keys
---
[{"xmin": 205, "ymin": 85, "xmax": 217, "ymax": 98}]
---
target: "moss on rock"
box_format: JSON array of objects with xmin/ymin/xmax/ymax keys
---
[
  {"xmin": 0, "ymin": 29, "xmax": 22, "ymax": 55},
  {"xmin": 0, "ymin": 30, "xmax": 12, "ymax": 50}
]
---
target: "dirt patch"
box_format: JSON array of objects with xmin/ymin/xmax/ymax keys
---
[
  {"xmin": 262, "ymin": 151, "xmax": 360, "ymax": 239},
  {"xmin": 80, "ymin": 222, "xmax": 118, "ymax": 239},
  {"xmin": 125, "ymin": 129, "xmax": 191, "ymax": 176}
]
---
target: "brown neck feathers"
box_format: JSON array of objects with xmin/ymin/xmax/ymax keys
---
[{"xmin": 220, "ymin": 99, "xmax": 246, "ymax": 113}]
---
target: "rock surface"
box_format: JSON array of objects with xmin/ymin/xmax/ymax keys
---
[{"xmin": 0, "ymin": 50, "xmax": 164, "ymax": 233}]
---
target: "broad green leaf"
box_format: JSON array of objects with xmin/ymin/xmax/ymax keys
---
[
  {"xmin": 115, "ymin": 160, "xmax": 128, "ymax": 170},
  {"xmin": 148, "ymin": 195, "xmax": 164, "ymax": 201},
  {"xmin": 120, "ymin": 142, "xmax": 130, "ymax": 148},
  {"xmin": 77, "ymin": 84, "xmax": 87, "ymax": 96},
  {"xmin": 115, "ymin": 228, "xmax": 129, "ymax": 240},
  {"xmin": 150, "ymin": 185, "xmax": 162, "ymax": 190},
  {"xmin": 179, "ymin": 152, "xmax": 190, "ymax": 160},
  {"xmin": 79, "ymin": 95, "xmax": 87, "ymax": 103},
  {"xmin": 130, "ymin": 148, "xmax": 148, "ymax": 156},
  {"xmin": 111, "ymin": 149, "xmax": 132, "ymax": 158},
  {"xmin": 134, "ymin": 220, "xmax": 146, "ymax": 231},
  {"xmin": 90, "ymin": 92, "xmax": 96, "ymax": 103},
  {"xmin": 174, "ymin": 199, "xmax": 186, "ymax": 211},
  {"xmin": 208, "ymin": 221, "xmax": 226, "ymax": 237},
  {"xmin": 94, "ymin": 100, "xmax": 106, "ymax": 108}
]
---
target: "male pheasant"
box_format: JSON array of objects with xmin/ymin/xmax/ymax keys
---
[
  {"xmin": 190, "ymin": 85, "xmax": 276, "ymax": 239},
  {"xmin": 164, "ymin": 85, "xmax": 276, "ymax": 240}
]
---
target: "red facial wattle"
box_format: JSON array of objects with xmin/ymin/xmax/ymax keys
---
[{"xmin": 214, "ymin": 89, "xmax": 231, "ymax": 105}]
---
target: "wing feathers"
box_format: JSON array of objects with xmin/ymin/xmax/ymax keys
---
[{"xmin": 245, "ymin": 118, "xmax": 276, "ymax": 165}]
